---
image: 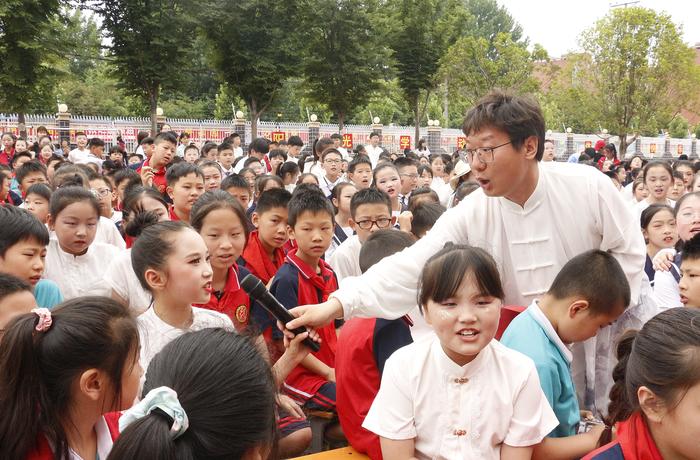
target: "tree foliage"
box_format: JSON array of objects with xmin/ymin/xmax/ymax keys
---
[
  {"xmin": 387, "ymin": 0, "xmax": 468, "ymax": 145},
  {"xmin": 579, "ymin": 7, "xmax": 700, "ymax": 155},
  {"xmin": 300, "ymin": 0, "xmax": 385, "ymax": 129},
  {"xmin": 0, "ymin": 0, "xmax": 62, "ymax": 128},
  {"xmin": 200, "ymin": 0, "xmax": 301, "ymax": 138},
  {"xmin": 87, "ymin": 0, "xmax": 195, "ymax": 134}
]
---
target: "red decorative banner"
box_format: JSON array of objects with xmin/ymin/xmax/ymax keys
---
[
  {"xmin": 650, "ymin": 143, "xmax": 657, "ymax": 154},
  {"xmin": 457, "ymin": 137, "xmax": 467, "ymax": 149},
  {"xmin": 584, "ymin": 140, "xmax": 592, "ymax": 149},
  {"xmin": 271, "ymin": 131, "xmax": 286, "ymax": 143},
  {"xmin": 678, "ymin": 144, "xmax": 684, "ymax": 154},
  {"xmin": 342, "ymin": 133, "xmax": 353, "ymax": 149},
  {"xmin": 399, "ymin": 135, "xmax": 411, "ymax": 150}
]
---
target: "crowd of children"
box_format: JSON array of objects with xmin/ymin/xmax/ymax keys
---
[{"xmin": 0, "ymin": 91, "xmax": 699, "ymax": 460}]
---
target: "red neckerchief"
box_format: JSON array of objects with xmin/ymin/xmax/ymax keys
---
[
  {"xmin": 285, "ymin": 248, "xmax": 335, "ymax": 299},
  {"xmin": 168, "ymin": 204, "xmax": 181, "ymax": 221},
  {"xmin": 242, "ymin": 230, "xmax": 285, "ymax": 284},
  {"xmin": 616, "ymin": 412, "xmax": 663, "ymax": 460},
  {"xmin": 263, "ymin": 155, "xmax": 272, "ymax": 173}
]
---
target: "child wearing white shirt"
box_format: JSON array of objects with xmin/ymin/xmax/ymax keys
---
[
  {"xmin": 129, "ymin": 218, "xmax": 234, "ymax": 370},
  {"xmin": 363, "ymin": 245, "xmax": 558, "ymax": 459},
  {"xmin": 44, "ymin": 186, "xmax": 119, "ymax": 299}
]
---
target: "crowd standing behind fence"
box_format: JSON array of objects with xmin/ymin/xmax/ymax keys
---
[{"xmin": 1, "ymin": 112, "xmax": 699, "ymax": 160}]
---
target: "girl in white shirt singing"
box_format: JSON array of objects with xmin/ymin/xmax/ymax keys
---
[
  {"xmin": 130, "ymin": 220, "xmax": 234, "ymax": 370},
  {"xmin": 363, "ymin": 244, "xmax": 558, "ymax": 460},
  {"xmin": 45, "ymin": 186, "xmax": 119, "ymax": 299}
]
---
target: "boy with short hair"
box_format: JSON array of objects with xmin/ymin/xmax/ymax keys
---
[
  {"xmin": 165, "ymin": 162, "xmax": 205, "ymax": 223},
  {"xmin": 241, "ymin": 188, "xmax": 292, "ymax": 284},
  {"xmin": 270, "ymin": 187, "xmax": 339, "ymax": 413},
  {"xmin": 89, "ymin": 176, "xmax": 121, "ymax": 224},
  {"xmin": 16, "ymin": 160, "xmax": 48, "ymax": 198},
  {"xmin": 319, "ymin": 148, "xmax": 345, "ymax": 199},
  {"xmin": 347, "ymin": 156, "xmax": 372, "ymax": 190},
  {"xmin": 24, "ymin": 183, "xmax": 51, "ymax": 224},
  {"xmin": 137, "ymin": 131, "xmax": 177, "ymax": 195},
  {"xmin": 678, "ymin": 233, "xmax": 700, "ymax": 309},
  {"xmin": 183, "ymin": 144, "xmax": 200, "ymax": 164},
  {"xmin": 0, "ymin": 273, "xmax": 36, "ymax": 330},
  {"xmin": 336, "ymin": 229, "xmax": 416, "ymax": 459},
  {"xmin": 287, "ymin": 135, "xmax": 304, "ymax": 163},
  {"xmin": 0, "ymin": 206, "xmax": 63, "ymax": 309},
  {"xmin": 217, "ymin": 141, "xmax": 235, "ymax": 177},
  {"xmin": 394, "ymin": 157, "xmax": 419, "ymax": 210},
  {"xmin": 501, "ymin": 250, "xmax": 630, "ymax": 458},
  {"xmin": 366, "ymin": 132, "xmax": 383, "ymax": 168},
  {"xmin": 85, "ymin": 137, "xmax": 106, "ymax": 168},
  {"xmin": 221, "ymin": 173, "xmax": 252, "ymax": 210},
  {"xmin": 113, "ymin": 168, "xmax": 140, "ymax": 210},
  {"xmin": 329, "ymin": 188, "xmax": 393, "ymax": 280},
  {"xmin": 199, "ymin": 160, "xmax": 223, "ymax": 191},
  {"xmin": 235, "ymin": 137, "xmax": 270, "ymax": 173},
  {"xmin": 9, "ymin": 152, "xmax": 32, "ymax": 194}
]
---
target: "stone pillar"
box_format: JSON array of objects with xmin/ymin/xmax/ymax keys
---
[
  {"xmin": 661, "ymin": 134, "xmax": 672, "ymax": 159},
  {"xmin": 635, "ymin": 137, "xmax": 642, "ymax": 155},
  {"xmin": 307, "ymin": 121, "xmax": 321, "ymax": 156},
  {"xmin": 371, "ymin": 123, "xmax": 383, "ymax": 147},
  {"xmin": 427, "ymin": 124, "xmax": 441, "ymax": 154},
  {"xmin": 566, "ymin": 129, "xmax": 574, "ymax": 156},
  {"xmin": 55, "ymin": 108, "xmax": 71, "ymax": 150},
  {"xmin": 234, "ymin": 115, "xmax": 246, "ymax": 154},
  {"xmin": 156, "ymin": 113, "xmax": 166, "ymax": 133},
  {"xmin": 691, "ymin": 134, "xmax": 698, "ymax": 160}
]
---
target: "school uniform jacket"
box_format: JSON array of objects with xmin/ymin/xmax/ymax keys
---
[
  {"xmin": 336, "ymin": 316, "xmax": 413, "ymax": 460},
  {"xmin": 269, "ymin": 249, "xmax": 338, "ymax": 401}
]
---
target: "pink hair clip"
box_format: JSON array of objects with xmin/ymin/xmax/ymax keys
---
[{"xmin": 31, "ymin": 308, "xmax": 52, "ymax": 332}]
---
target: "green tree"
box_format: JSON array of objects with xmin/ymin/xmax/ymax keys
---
[
  {"xmin": 668, "ymin": 115, "xmax": 690, "ymax": 139},
  {"xmin": 87, "ymin": 0, "xmax": 194, "ymax": 134},
  {"xmin": 463, "ymin": 0, "xmax": 525, "ymax": 45},
  {"xmin": 387, "ymin": 0, "xmax": 468, "ymax": 146},
  {"xmin": 580, "ymin": 7, "xmax": 700, "ymax": 155},
  {"xmin": 300, "ymin": 0, "xmax": 385, "ymax": 129},
  {"xmin": 438, "ymin": 32, "xmax": 540, "ymax": 113},
  {"xmin": 0, "ymin": 0, "xmax": 62, "ymax": 132},
  {"xmin": 200, "ymin": 0, "xmax": 301, "ymax": 139},
  {"xmin": 50, "ymin": 9, "xmax": 101, "ymax": 78}
]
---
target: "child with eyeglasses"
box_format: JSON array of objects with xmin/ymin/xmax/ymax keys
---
[{"xmin": 329, "ymin": 188, "xmax": 394, "ymax": 281}]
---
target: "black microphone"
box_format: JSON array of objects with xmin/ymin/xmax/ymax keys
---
[{"xmin": 241, "ymin": 274, "xmax": 321, "ymax": 352}]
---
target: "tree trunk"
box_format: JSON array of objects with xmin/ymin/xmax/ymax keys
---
[
  {"xmin": 413, "ymin": 94, "xmax": 420, "ymax": 149},
  {"xmin": 443, "ymin": 77, "xmax": 449, "ymax": 128},
  {"xmin": 338, "ymin": 111, "xmax": 345, "ymax": 131},
  {"xmin": 148, "ymin": 88, "xmax": 159, "ymax": 136},
  {"xmin": 619, "ymin": 133, "xmax": 628, "ymax": 158},
  {"xmin": 250, "ymin": 99, "xmax": 258, "ymax": 140},
  {"xmin": 17, "ymin": 113, "xmax": 27, "ymax": 139}
]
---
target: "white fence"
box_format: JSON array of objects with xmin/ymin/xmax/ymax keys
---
[{"xmin": 0, "ymin": 113, "xmax": 696, "ymax": 158}]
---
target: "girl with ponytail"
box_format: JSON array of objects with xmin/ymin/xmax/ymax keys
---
[
  {"xmin": 0, "ymin": 297, "xmax": 141, "ymax": 460},
  {"xmin": 584, "ymin": 308, "xmax": 700, "ymax": 459},
  {"xmin": 109, "ymin": 328, "xmax": 276, "ymax": 460}
]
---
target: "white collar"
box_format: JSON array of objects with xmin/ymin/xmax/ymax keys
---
[
  {"xmin": 498, "ymin": 163, "xmax": 546, "ymax": 214},
  {"xmin": 527, "ymin": 300, "xmax": 573, "ymax": 363},
  {"xmin": 431, "ymin": 334, "xmax": 492, "ymax": 378}
]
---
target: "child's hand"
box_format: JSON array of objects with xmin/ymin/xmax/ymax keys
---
[
  {"xmin": 580, "ymin": 410, "xmax": 595, "ymax": 421},
  {"xmin": 277, "ymin": 324, "xmax": 317, "ymax": 364},
  {"xmin": 286, "ymin": 298, "xmax": 344, "ymax": 331},
  {"xmin": 653, "ymin": 248, "xmax": 675, "ymax": 272},
  {"xmin": 276, "ymin": 393, "xmax": 305, "ymax": 420},
  {"xmin": 325, "ymin": 367, "xmax": 336, "ymax": 383},
  {"xmin": 398, "ymin": 211, "xmax": 413, "ymax": 233},
  {"xmin": 140, "ymin": 166, "xmax": 154, "ymax": 188}
]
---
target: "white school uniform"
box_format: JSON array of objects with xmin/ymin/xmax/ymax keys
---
[
  {"xmin": 634, "ymin": 197, "xmax": 675, "ymax": 221},
  {"xmin": 103, "ymin": 249, "xmax": 152, "ymax": 314},
  {"xmin": 365, "ymin": 145, "xmax": 383, "ymax": 168},
  {"xmin": 138, "ymin": 306, "xmax": 234, "ymax": 370},
  {"xmin": 333, "ymin": 162, "xmax": 651, "ymax": 416},
  {"xmin": 44, "ymin": 239, "xmax": 119, "ymax": 300},
  {"xmin": 363, "ymin": 336, "xmax": 558, "ymax": 460},
  {"xmin": 96, "ymin": 216, "xmax": 126, "ymax": 249},
  {"xmin": 328, "ymin": 234, "xmax": 362, "ymax": 281}
]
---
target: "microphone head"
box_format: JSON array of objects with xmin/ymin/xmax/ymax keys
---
[{"xmin": 240, "ymin": 274, "xmax": 266, "ymax": 298}]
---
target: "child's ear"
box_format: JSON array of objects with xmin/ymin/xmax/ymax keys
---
[
  {"xmin": 166, "ymin": 186, "xmax": 175, "ymax": 200},
  {"xmin": 287, "ymin": 224, "xmax": 295, "ymax": 240},
  {"xmin": 638, "ymin": 385, "xmax": 667, "ymax": 423},
  {"xmin": 47, "ymin": 214, "xmax": 55, "ymax": 231},
  {"xmin": 79, "ymin": 368, "xmax": 104, "ymax": 402},
  {"xmin": 568, "ymin": 299, "xmax": 590, "ymax": 318},
  {"xmin": 391, "ymin": 215, "xmax": 397, "ymax": 226},
  {"xmin": 251, "ymin": 212, "xmax": 260, "ymax": 229},
  {"xmin": 349, "ymin": 218, "xmax": 357, "ymax": 232},
  {"xmin": 145, "ymin": 267, "xmax": 167, "ymax": 291},
  {"xmin": 332, "ymin": 197, "xmax": 339, "ymax": 208}
]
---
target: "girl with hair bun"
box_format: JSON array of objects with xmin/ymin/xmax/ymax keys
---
[{"xmin": 584, "ymin": 308, "xmax": 700, "ymax": 459}]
